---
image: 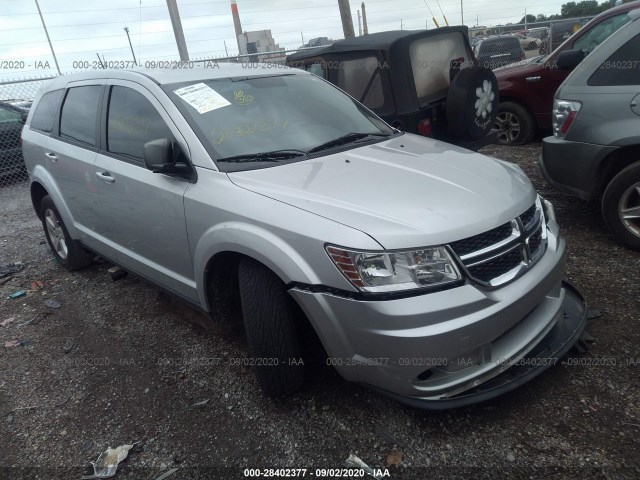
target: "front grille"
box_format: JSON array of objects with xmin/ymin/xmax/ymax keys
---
[
  {"xmin": 448, "ymin": 200, "xmax": 547, "ymax": 287},
  {"xmin": 520, "ymin": 204, "xmax": 537, "ymax": 230},
  {"xmin": 449, "ymin": 222, "xmax": 513, "ymax": 257},
  {"xmin": 467, "ymin": 248, "xmax": 523, "ymax": 283}
]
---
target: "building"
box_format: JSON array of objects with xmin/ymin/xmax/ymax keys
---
[{"xmin": 237, "ymin": 30, "xmax": 284, "ymax": 63}]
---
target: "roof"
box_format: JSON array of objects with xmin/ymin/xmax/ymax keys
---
[
  {"xmin": 43, "ymin": 62, "xmax": 304, "ymax": 90},
  {"xmin": 287, "ymin": 27, "xmax": 468, "ymax": 61}
]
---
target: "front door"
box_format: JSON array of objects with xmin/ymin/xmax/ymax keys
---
[{"xmin": 92, "ymin": 81, "xmax": 197, "ymax": 303}]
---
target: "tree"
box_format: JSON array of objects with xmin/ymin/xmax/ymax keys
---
[{"xmin": 518, "ymin": 14, "xmax": 538, "ymax": 24}]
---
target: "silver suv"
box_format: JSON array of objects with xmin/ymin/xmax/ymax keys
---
[
  {"xmin": 22, "ymin": 65, "xmax": 586, "ymax": 409},
  {"xmin": 541, "ymin": 9, "xmax": 640, "ymax": 249}
]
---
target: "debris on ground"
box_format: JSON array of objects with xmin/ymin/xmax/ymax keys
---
[
  {"xmin": 82, "ymin": 443, "xmax": 137, "ymax": 479},
  {"xmin": 0, "ymin": 262, "xmax": 23, "ymax": 279},
  {"xmin": 587, "ymin": 309, "xmax": 602, "ymax": 321},
  {"xmin": 386, "ymin": 450, "xmax": 403, "ymax": 466},
  {"xmin": 19, "ymin": 312, "xmax": 50, "ymax": 327},
  {"xmin": 0, "ymin": 317, "xmax": 15, "ymax": 327},
  {"xmin": 4, "ymin": 340, "xmax": 22, "ymax": 348},
  {"xmin": 154, "ymin": 468, "xmax": 179, "ymax": 480},
  {"xmin": 345, "ymin": 454, "xmax": 383, "ymax": 479},
  {"xmin": 108, "ymin": 266, "xmax": 127, "ymax": 282},
  {"xmin": 192, "ymin": 399, "xmax": 210, "ymax": 408},
  {"xmin": 43, "ymin": 299, "xmax": 61, "ymax": 309},
  {"xmin": 62, "ymin": 339, "xmax": 76, "ymax": 354},
  {"xmin": 8, "ymin": 290, "xmax": 26, "ymax": 299},
  {"xmin": 31, "ymin": 281, "xmax": 44, "ymax": 291}
]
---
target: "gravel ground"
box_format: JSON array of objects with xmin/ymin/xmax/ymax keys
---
[{"xmin": 1, "ymin": 142, "xmax": 639, "ymax": 480}]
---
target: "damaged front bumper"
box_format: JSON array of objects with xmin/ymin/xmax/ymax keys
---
[{"xmin": 371, "ymin": 281, "xmax": 587, "ymax": 409}]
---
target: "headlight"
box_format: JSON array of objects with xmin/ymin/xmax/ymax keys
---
[{"xmin": 326, "ymin": 245, "xmax": 462, "ymax": 293}]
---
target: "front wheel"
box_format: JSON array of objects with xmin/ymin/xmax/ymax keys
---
[
  {"xmin": 602, "ymin": 162, "xmax": 640, "ymax": 250},
  {"xmin": 40, "ymin": 195, "xmax": 94, "ymax": 270},
  {"xmin": 495, "ymin": 102, "xmax": 535, "ymax": 145},
  {"xmin": 238, "ymin": 258, "xmax": 304, "ymax": 397}
]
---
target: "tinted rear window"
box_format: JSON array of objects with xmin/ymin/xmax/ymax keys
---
[
  {"xmin": 60, "ymin": 86, "xmax": 102, "ymax": 146},
  {"xmin": 31, "ymin": 89, "xmax": 64, "ymax": 133},
  {"xmin": 589, "ymin": 33, "xmax": 640, "ymax": 86},
  {"xmin": 481, "ymin": 38, "xmax": 520, "ymax": 52}
]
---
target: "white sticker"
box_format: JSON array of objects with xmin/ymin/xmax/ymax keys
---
[{"xmin": 172, "ymin": 83, "xmax": 231, "ymax": 114}]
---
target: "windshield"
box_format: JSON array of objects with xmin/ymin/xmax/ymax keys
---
[{"xmin": 164, "ymin": 73, "xmax": 394, "ymax": 171}]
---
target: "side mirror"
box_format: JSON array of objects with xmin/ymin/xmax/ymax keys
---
[
  {"xmin": 556, "ymin": 49, "xmax": 585, "ymax": 70},
  {"xmin": 143, "ymin": 138, "xmax": 174, "ymax": 172}
]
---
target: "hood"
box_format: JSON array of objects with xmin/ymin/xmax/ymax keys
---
[{"xmin": 228, "ymin": 134, "xmax": 536, "ymax": 249}]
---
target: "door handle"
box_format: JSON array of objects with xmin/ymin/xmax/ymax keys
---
[
  {"xmin": 45, "ymin": 152, "xmax": 58, "ymax": 162},
  {"xmin": 526, "ymin": 76, "xmax": 541, "ymax": 83},
  {"xmin": 96, "ymin": 171, "xmax": 115, "ymax": 184},
  {"xmin": 632, "ymin": 102, "xmax": 638, "ymax": 107}
]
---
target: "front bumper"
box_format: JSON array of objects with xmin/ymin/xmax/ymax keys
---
[
  {"xmin": 540, "ymin": 136, "xmax": 617, "ymax": 201},
  {"xmin": 290, "ymin": 227, "xmax": 586, "ymax": 408}
]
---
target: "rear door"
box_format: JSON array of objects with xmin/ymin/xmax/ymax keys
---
[
  {"xmin": 46, "ymin": 83, "xmax": 104, "ymax": 241},
  {"xmin": 92, "ymin": 81, "xmax": 197, "ymax": 302}
]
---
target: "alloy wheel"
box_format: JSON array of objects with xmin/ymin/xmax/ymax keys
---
[
  {"xmin": 619, "ymin": 182, "xmax": 640, "ymax": 238},
  {"xmin": 495, "ymin": 112, "xmax": 521, "ymax": 144},
  {"xmin": 45, "ymin": 208, "xmax": 68, "ymax": 260}
]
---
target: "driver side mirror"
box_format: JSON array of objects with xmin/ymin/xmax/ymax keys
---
[
  {"xmin": 143, "ymin": 138, "xmax": 194, "ymax": 181},
  {"xmin": 556, "ymin": 49, "xmax": 585, "ymax": 70}
]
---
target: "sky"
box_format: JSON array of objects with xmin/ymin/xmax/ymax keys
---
[{"xmin": 0, "ymin": 0, "xmax": 573, "ymax": 80}]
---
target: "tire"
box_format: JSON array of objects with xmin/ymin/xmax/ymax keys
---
[
  {"xmin": 238, "ymin": 258, "xmax": 304, "ymax": 397},
  {"xmin": 602, "ymin": 162, "xmax": 640, "ymax": 250},
  {"xmin": 495, "ymin": 101, "xmax": 535, "ymax": 145},
  {"xmin": 40, "ymin": 195, "xmax": 94, "ymax": 270},
  {"xmin": 446, "ymin": 66, "xmax": 499, "ymax": 142}
]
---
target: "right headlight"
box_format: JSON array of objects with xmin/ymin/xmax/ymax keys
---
[{"xmin": 326, "ymin": 245, "xmax": 462, "ymax": 293}]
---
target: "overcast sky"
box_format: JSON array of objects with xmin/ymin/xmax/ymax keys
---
[{"xmin": 0, "ymin": 0, "xmax": 572, "ymax": 80}]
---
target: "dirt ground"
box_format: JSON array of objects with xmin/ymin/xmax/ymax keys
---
[{"xmin": 1, "ymin": 142, "xmax": 639, "ymax": 480}]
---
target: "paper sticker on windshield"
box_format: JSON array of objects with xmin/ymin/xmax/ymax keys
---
[{"xmin": 173, "ymin": 83, "xmax": 231, "ymax": 114}]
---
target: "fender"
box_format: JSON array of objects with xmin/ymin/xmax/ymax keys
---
[
  {"xmin": 29, "ymin": 165, "xmax": 79, "ymax": 238},
  {"xmin": 193, "ymin": 221, "xmax": 324, "ymax": 312}
]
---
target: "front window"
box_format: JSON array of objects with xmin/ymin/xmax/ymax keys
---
[
  {"xmin": 164, "ymin": 73, "xmax": 394, "ymax": 172},
  {"xmin": 572, "ymin": 13, "xmax": 631, "ymax": 55}
]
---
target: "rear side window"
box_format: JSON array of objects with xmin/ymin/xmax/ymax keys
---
[
  {"xmin": 337, "ymin": 56, "xmax": 384, "ymax": 110},
  {"xmin": 589, "ymin": 33, "xmax": 640, "ymax": 86},
  {"xmin": 107, "ymin": 86, "xmax": 174, "ymax": 160},
  {"xmin": 60, "ymin": 86, "xmax": 102, "ymax": 146},
  {"xmin": 410, "ymin": 32, "xmax": 471, "ymax": 105},
  {"xmin": 0, "ymin": 106, "xmax": 22, "ymax": 123},
  {"xmin": 31, "ymin": 89, "xmax": 64, "ymax": 133}
]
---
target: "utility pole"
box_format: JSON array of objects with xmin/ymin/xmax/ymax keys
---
[
  {"xmin": 166, "ymin": 0, "xmax": 189, "ymax": 61},
  {"xmin": 224, "ymin": 40, "xmax": 229, "ymax": 56},
  {"xmin": 301, "ymin": 32, "xmax": 304, "ymax": 46},
  {"xmin": 460, "ymin": 0, "xmax": 464, "ymax": 26},
  {"xmin": 525, "ymin": 8, "xmax": 528, "ymax": 29},
  {"xmin": 357, "ymin": 10, "xmax": 362, "ymax": 36},
  {"xmin": 124, "ymin": 27, "xmax": 138, "ymax": 65},
  {"xmin": 401, "ymin": 19, "xmax": 403, "ymax": 30},
  {"xmin": 361, "ymin": 2, "xmax": 369, "ymax": 35},
  {"xmin": 337, "ymin": 0, "xmax": 355, "ymax": 38},
  {"xmin": 34, "ymin": 0, "xmax": 61, "ymax": 75}
]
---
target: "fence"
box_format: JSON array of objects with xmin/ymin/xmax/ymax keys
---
[{"xmin": 0, "ymin": 76, "xmax": 57, "ymax": 188}]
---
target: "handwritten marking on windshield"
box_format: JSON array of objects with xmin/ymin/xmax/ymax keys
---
[{"xmin": 210, "ymin": 119, "xmax": 288, "ymax": 145}]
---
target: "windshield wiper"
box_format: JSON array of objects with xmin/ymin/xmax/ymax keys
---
[
  {"xmin": 307, "ymin": 132, "xmax": 390, "ymax": 154},
  {"xmin": 217, "ymin": 149, "xmax": 306, "ymax": 163}
]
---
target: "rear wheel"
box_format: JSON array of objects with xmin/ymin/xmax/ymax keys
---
[
  {"xmin": 495, "ymin": 101, "xmax": 535, "ymax": 145},
  {"xmin": 238, "ymin": 258, "xmax": 304, "ymax": 397},
  {"xmin": 40, "ymin": 195, "xmax": 94, "ymax": 270},
  {"xmin": 602, "ymin": 162, "xmax": 640, "ymax": 250}
]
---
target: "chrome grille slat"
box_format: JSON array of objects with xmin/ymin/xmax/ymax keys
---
[{"xmin": 448, "ymin": 199, "xmax": 548, "ymax": 287}]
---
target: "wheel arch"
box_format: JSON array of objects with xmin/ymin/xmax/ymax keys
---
[
  {"xmin": 30, "ymin": 181, "xmax": 49, "ymax": 220},
  {"xmin": 596, "ymin": 145, "xmax": 640, "ymax": 198}
]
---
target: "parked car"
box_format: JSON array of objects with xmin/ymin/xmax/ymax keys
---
[
  {"xmin": 539, "ymin": 18, "xmax": 592, "ymax": 54},
  {"xmin": 0, "ymin": 101, "xmax": 29, "ymax": 179},
  {"xmin": 287, "ymin": 27, "xmax": 500, "ymax": 151},
  {"xmin": 22, "ymin": 65, "xmax": 587, "ymax": 409},
  {"xmin": 473, "ymin": 36, "xmax": 525, "ymax": 69},
  {"xmin": 494, "ymin": 0, "xmax": 639, "ymax": 144},
  {"xmin": 512, "ymin": 33, "xmax": 542, "ymax": 50},
  {"xmin": 541, "ymin": 10, "xmax": 640, "ymax": 249}
]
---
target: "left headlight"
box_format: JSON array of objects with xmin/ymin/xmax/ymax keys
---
[{"xmin": 326, "ymin": 245, "xmax": 462, "ymax": 293}]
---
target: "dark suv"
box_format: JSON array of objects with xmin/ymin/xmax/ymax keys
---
[
  {"xmin": 494, "ymin": 1, "xmax": 639, "ymax": 144},
  {"xmin": 473, "ymin": 36, "xmax": 525, "ymax": 69},
  {"xmin": 287, "ymin": 27, "xmax": 500, "ymax": 151},
  {"xmin": 0, "ymin": 101, "xmax": 29, "ymax": 179}
]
